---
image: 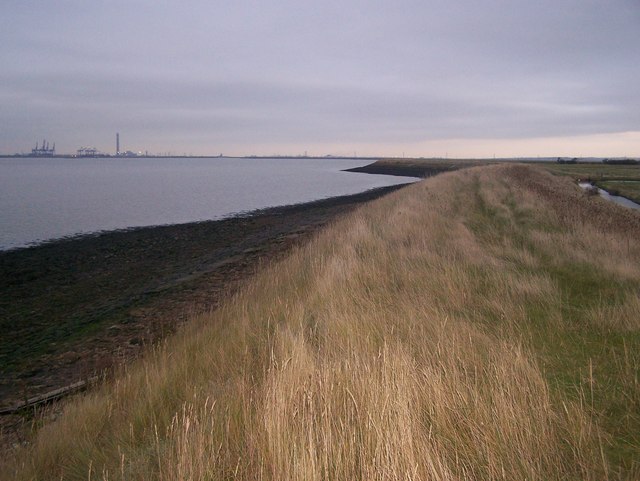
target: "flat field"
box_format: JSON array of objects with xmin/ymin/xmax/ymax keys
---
[
  {"xmin": 542, "ymin": 162, "xmax": 640, "ymax": 182},
  {"xmin": 4, "ymin": 164, "xmax": 640, "ymax": 480}
]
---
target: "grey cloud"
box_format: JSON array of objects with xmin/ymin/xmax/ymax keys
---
[{"xmin": 1, "ymin": 0, "xmax": 639, "ymax": 154}]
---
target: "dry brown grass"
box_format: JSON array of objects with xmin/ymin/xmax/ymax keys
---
[{"xmin": 4, "ymin": 164, "xmax": 640, "ymax": 480}]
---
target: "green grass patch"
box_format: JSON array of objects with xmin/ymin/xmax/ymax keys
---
[
  {"xmin": 464, "ymin": 174, "xmax": 512, "ymax": 240},
  {"xmin": 463, "ymin": 176, "xmax": 640, "ymax": 474}
]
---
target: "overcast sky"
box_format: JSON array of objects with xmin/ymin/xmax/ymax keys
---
[{"xmin": 1, "ymin": 0, "xmax": 639, "ymax": 157}]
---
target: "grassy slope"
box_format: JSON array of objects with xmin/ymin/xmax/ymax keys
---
[{"xmin": 4, "ymin": 164, "xmax": 640, "ymax": 480}]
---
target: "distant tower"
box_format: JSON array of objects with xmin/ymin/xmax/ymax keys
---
[{"xmin": 116, "ymin": 133, "xmax": 120, "ymax": 155}]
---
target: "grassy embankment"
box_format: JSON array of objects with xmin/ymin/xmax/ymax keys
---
[
  {"xmin": 4, "ymin": 164, "xmax": 640, "ymax": 480},
  {"xmin": 543, "ymin": 162, "xmax": 640, "ymax": 203},
  {"xmin": 345, "ymin": 157, "xmax": 499, "ymax": 178}
]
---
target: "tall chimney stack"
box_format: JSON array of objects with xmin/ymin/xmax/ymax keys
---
[{"xmin": 116, "ymin": 133, "xmax": 120, "ymax": 155}]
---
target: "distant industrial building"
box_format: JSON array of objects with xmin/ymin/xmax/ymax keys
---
[
  {"xmin": 115, "ymin": 132, "xmax": 139, "ymax": 157},
  {"xmin": 76, "ymin": 147, "xmax": 108, "ymax": 157},
  {"xmin": 31, "ymin": 140, "xmax": 55, "ymax": 157}
]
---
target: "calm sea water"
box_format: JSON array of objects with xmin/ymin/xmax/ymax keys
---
[{"xmin": 0, "ymin": 157, "xmax": 415, "ymax": 250}]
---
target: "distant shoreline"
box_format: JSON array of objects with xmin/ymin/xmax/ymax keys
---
[
  {"xmin": 0, "ymin": 154, "xmax": 381, "ymax": 160},
  {"xmin": 2, "ymin": 154, "xmax": 629, "ymax": 162}
]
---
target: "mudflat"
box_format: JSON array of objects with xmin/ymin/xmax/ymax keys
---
[{"xmin": 0, "ymin": 183, "xmax": 410, "ymax": 412}]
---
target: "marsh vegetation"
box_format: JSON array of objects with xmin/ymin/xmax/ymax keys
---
[{"xmin": 543, "ymin": 162, "xmax": 640, "ymax": 203}]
